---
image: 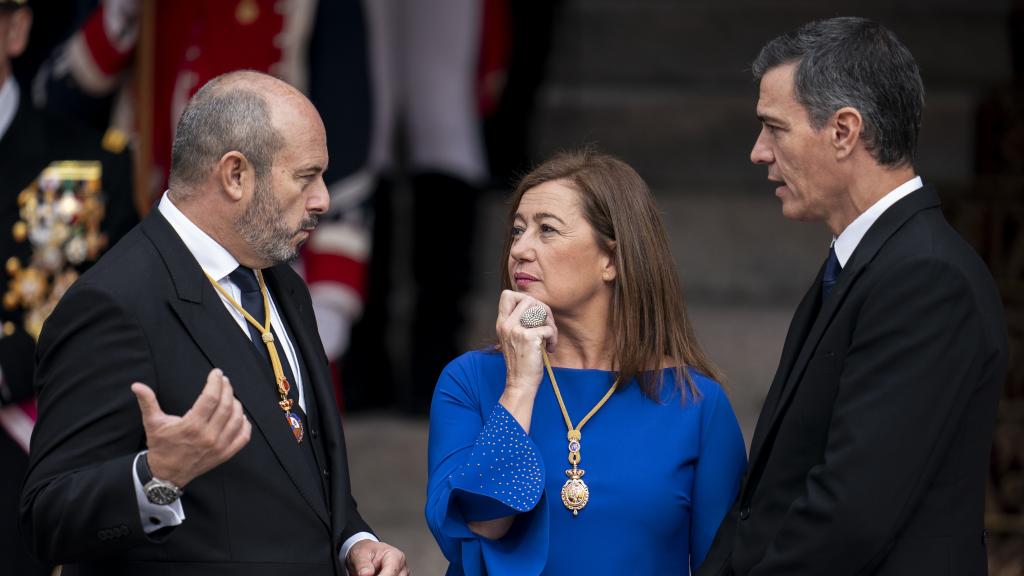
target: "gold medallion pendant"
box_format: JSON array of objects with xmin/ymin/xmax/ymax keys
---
[
  {"xmin": 561, "ymin": 466, "xmax": 589, "ymax": 515},
  {"xmin": 561, "ymin": 430, "xmax": 589, "ymax": 515}
]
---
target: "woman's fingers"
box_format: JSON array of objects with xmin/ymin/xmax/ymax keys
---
[{"xmin": 497, "ymin": 289, "xmax": 525, "ymax": 322}]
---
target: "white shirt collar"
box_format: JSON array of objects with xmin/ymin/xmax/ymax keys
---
[
  {"xmin": 833, "ymin": 176, "xmax": 923, "ymax": 267},
  {"xmin": 0, "ymin": 77, "xmax": 20, "ymax": 142},
  {"xmin": 157, "ymin": 192, "xmax": 240, "ymax": 281}
]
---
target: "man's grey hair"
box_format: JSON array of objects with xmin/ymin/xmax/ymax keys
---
[
  {"xmin": 168, "ymin": 72, "xmax": 284, "ymax": 199},
  {"xmin": 752, "ymin": 17, "xmax": 924, "ymax": 167}
]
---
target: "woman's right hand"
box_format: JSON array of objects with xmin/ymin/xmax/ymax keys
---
[
  {"xmin": 463, "ymin": 292, "xmax": 557, "ymax": 541},
  {"xmin": 496, "ymin": 290, "xmax": 557, "ymax": 432}
]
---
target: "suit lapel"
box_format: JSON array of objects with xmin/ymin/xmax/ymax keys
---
[
  {"xmin": 745, "ymin": 186, "xmax": 943, "ymax": 485},
  {"xmin": 141, "ymin": 213, "xmax": 331, "ymax": 527}
]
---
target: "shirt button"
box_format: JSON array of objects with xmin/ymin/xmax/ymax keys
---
[{"xmin": 739, "ymin": 507, "xmax": 751, "ymax": 520}]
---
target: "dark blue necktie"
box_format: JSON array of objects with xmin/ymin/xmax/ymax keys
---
[
  {"xmin": 228, "ymin": 266, "xmax": 300, "ymax": 409},
  {"xmin": 821, "ymin": 246, "xmax": 842, "ymax": 301}
]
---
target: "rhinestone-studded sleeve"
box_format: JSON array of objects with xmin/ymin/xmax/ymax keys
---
[
  {"xmin": 426, "ymin": 352, "xmax": 550, "ymax": 576},
  {"xmin": 447, "ymin": 403, "xmax": 545, "ymax": 515}
]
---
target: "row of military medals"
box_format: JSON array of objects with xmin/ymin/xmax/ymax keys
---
[{"xmin": 4, "ymin": 162, "xmax": 106, "ymax": 340}]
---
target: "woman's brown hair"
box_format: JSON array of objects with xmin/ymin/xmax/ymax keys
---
[{"xmin": 500, "ymin": 149, "xmax": 722, "ymax": 400}]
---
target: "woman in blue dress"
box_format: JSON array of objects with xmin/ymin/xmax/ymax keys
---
[{"xmin": 426, "ymin": 150, "xmax": 746, "ymax": 575}]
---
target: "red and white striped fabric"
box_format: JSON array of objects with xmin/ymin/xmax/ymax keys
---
[{"xmin": 0, "ymin": 398, "xmax": 36, "ymax": 453}]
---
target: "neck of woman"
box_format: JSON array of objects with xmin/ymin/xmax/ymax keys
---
[{"xmin": 548, "ymin": 306, "xmax": 615, "ymax": 371}]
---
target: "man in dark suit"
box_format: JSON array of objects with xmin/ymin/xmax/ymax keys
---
[
  {"xmin": 697, "ymin": 17, "xmax": 1008, "ymax": 576},
  {"xmin": 20, "ymin": 70, "xmax": 408, "ymax": 576},
  {"xmin": 0, "ymin": 2, "xmax": 136, "ymax": 574}
]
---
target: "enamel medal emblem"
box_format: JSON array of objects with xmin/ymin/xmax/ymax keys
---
[{"xmin": 286, "ymin": 411, "xmax": 305, "ymax": 443}]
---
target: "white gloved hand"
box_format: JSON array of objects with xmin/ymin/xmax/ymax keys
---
[
  {"xmin": 312, "ymin": 303, "xmax": 352, "ymax": 363},
  {"xmin": 102, "ymin": 0, "xmax": 141, "ymax": 51},
  {"xmin": 309, "ymin": 282, "xmax": 364, "ymax": 362}
]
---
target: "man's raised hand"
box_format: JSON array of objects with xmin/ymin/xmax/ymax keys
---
[{"xmin": 131, "ymin": 368, "xmax": 251, "ymax": 487}]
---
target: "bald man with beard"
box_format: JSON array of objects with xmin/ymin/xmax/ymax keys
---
[{"xmin": 21, "ymin": 71, "xmax": 408, "ymax": 576}]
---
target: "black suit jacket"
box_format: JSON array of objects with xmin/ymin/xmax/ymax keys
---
[
  {"xmin": 20, "ymin": 210, "xmax": 371, "ymax": 575},
  {"xmin": 698, "ymin": 186, "xmax": 1008, "ymax": 576}
]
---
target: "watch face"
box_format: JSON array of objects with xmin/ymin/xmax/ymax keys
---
[{"xmin": 146, "ymin": 483, "xmax": 181, "ymax": 506}]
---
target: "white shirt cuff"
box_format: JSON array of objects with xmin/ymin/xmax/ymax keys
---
[
  {"xmin": 339, "ymin": 531, "xmax": 378, "ymax": 574},
  {"xmin": 132, "ymin": 451, "xmax": 185, "ymax": 534}
]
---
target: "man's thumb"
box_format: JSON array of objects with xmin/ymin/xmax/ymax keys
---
[{"xmin": 131, "ymin": 382, "xmax": 162, "ymax": 421}]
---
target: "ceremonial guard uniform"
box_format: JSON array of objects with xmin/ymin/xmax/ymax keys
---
[{"xmin": 0, "ymin": 76, "xmax": 135, "ymax": 576}]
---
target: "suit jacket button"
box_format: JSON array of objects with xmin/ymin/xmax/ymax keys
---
[
  {"xmin": 739, "ymin": 507, "xmax": 751, "ymax": 520},
  {"xmin": 322, "ymin": 468, "xmax": 330, "ymax": 477},
  {"xmin": 311, "ymin": 429, "xmax": 318, "ymax": 439}
]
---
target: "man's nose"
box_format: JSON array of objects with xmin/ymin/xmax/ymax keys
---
[
  {"xmin": 750, "ymin": 128, "xmax": 774, "ymax": 165},
  {"xmin": 308, "ymin": 178, "xmax": 329, "ymax": 214}
]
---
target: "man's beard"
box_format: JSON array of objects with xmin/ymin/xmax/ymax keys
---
[{"xmin": 235, "ymin": 177, "xmax": 318, "ymax": 266}]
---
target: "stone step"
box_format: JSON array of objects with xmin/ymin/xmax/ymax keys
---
[
  {"xmin": 344, "ymin": 415, "xmax": 448, "ymax": 573},
  {"xmin": 688, "ymin": 303, "xmax": 798, "ymax": 448},
  {"xmin": 532, "ymin": 86, "xmax": 979, "ymax": 189},
  {"xmin": 659, "ymin": 193, "xmax": 830, "ymax": 302},
  {"xmin": 548, "ymin": 1, "xmax": 1011, "ymax": 87}
]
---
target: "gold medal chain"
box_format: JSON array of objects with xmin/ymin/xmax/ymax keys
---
[
  {"xmin": 540, "ymin": 347, "xmax": 618, "ymax": 515},
  {"xmin": 205, "ymin": 271, "xmax": 292, "ymax": 411}
]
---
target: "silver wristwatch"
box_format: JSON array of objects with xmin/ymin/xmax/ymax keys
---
[{"xmin": 137, "ymin": 453, "xmax": 183, "ymax": 506}]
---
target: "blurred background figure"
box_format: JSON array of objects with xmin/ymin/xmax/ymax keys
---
[
  {"xmin": 0, "ymin": 1, "xmax": 135, "ymax": 575},
  {"xmin": 342, "ymin": 0, "xmax": 561, "ymax": 415},
  {"xmin": 344, "ymin": 0, "xmax": 487, "ymax": 416},
  {"xmin": 31, "ymin": 0, "xmax": 375, "ymax": 411}
]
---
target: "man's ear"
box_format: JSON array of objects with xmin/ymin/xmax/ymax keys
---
[
  {"xmin": 832, "ymin": 107, "xmax": 863, "ymax": 160},
  {"xmin": 4, "ymin": 8, "xmax": 32, "ymax": 59},
  {"xmin": 217, "ymin": 151, "xmax": 251, "ymax": 202}
]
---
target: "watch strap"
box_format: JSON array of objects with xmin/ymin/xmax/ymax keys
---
[{"xmin": 136, "ymin": 452, "xmax": 154, "ymax": 485}]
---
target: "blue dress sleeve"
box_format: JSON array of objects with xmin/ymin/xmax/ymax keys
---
[
  {"xmin": 689, "ymin": 380, "xmax": 748, "ymax": 571},
  {"xmin": 425, "ymin": 354, "xmax": 549, "ymax": 575}
]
